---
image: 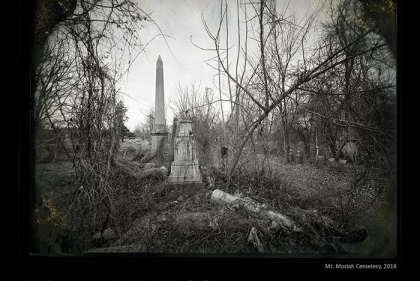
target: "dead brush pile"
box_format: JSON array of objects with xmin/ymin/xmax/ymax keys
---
[
  {"xmin": 106, "ymin": 158, "xmax": 167, "ymax": 230},
  {"xmin": 80, "ymin": 150, "xmax": 390, "ymax": 254},
  {"xmin": 36, "ymin": 155, "xmax": 388, "ymax": 255},
  {"xmin": 103, "ymin": 164, "xmax": 354, "ymax": 254},
  {"xmin": 202, "ymin": 168, "xmax": 349, "ymax": 254}
]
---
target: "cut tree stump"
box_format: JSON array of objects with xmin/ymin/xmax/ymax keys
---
[{"xmin": 210, "ymin": 189, "xmax": 299, "ymax": 231}]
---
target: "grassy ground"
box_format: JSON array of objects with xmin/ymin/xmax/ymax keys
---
[{"xmin": 34, "ymin": 138, "xmax": 396, "ymax": 256}]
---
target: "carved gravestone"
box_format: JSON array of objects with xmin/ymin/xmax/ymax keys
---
[
  {"xmin": 295, "ymin": 150, "xmax": 303, "ymax": 164},
  {"xmin": 289, "ymin": 150, "xmax": 295, "ymax": 162},
  {"xmin": 167, "ymin": 119, "xmax": 202, "ymax": 185}
]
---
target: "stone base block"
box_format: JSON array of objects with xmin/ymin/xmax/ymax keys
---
[
  {"xmin": 150, "ymin": 133, "xmax": 168, "ymax": 154},
  {"xmin": 167, "ymin": 161, "xmax": 202, "ymax": 184}
]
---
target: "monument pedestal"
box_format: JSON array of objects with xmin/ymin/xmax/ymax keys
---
[
  {"xmin": 167, "ymin": 161, "xmax": 202, "ymax": 184},
  {"xmin": 150, "ymin": 131, "xmax": 168, "ymax": 154},
  {"xmin": 167, "ymin": 120, "xmax": 202, "ymax": 185}
]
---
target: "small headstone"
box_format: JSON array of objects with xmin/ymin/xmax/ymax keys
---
[
  {"xmin": 289, "ymin": 150, "xmax": 294, "ymax": 162},
  {"xmin": 160, "ymin": 166, "xmax": 168, "ymax": 174},
  {"xmin": 295, "ymin": 150, "xmax": 303, "ymax": 164},
  {"xmin": 328, "ymin": 158, "xmax": 335, "ymax": 162}
]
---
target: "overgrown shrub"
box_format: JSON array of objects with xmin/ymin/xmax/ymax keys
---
[{"xmin": 132, "ymin": 148, "xmax": 147, "ymax": 162}]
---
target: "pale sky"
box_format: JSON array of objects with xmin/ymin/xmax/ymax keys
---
[{"xmin": 120, "ymin": 0, "xmax": 323, "ymax": 131}]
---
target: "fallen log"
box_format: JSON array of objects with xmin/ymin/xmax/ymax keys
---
[{"xmin": 210, "ymin": 189, "xmax": 299, "ymax": 231}]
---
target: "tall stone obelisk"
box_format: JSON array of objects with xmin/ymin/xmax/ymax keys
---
[{"xmin": 150, "ymin": 56, "xmax": 168, "ymax": 154}]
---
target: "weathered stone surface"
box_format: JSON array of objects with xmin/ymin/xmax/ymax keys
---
[
  {"xmin": 295, "ymin": 151, "xmax": 303, "ymax": 164},
  {"xmin": 168, "ymin": 120, "xmax": 202, "ymax": 184},
  {"xmin": 289, "ymin": 150, "xmax": 295, "ymax": 162},
  {"xmin": 211, "ymin": 189, "xmax": 238, "ymax": 204},
  {"xmin": 154, "ymin": 56, "xmax": 166, "ymax": 128},
  {"xmin": 150, "ymin": 56, "xmax": 168, "ymax": 154},
  {"xmin": 159, "ymin": 166, "xmax": 168, "ymax": 174}
]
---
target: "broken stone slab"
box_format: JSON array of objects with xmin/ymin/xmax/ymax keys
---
[{"xmin": 210, "ymin": 189, "xmax": 298, "ymax": 230}]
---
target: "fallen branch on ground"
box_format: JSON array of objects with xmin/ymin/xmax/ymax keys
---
[{"xmin": 210, "ymin": 189, "xmax": 300, "ymax": 231}]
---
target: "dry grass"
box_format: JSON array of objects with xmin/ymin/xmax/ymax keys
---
[{"xmin": 34, "ymin": 138, "xmax": 395, "ymax": 256}]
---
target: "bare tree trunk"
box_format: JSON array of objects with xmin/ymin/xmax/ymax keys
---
[
  {"xmin": 225, "ymin": 0, "xmax": 233, "ymax": 113},
  {"xmin": 234, "ymin": 0, "xmax": 240, "ymax": 127},
  {"xmin": 315, "ymin": 125, "xmax": 319, "ymax": 164},
  {"xmin": 228, "ymin": 113, "xmax": 268, "ymax": 177},
  {"xmin": 335, "ymin": 139, "xmax": 347, "ymax": 161},
  {"xmin": 304, "ymin": 141, "xmax": 310, "ymax": 157},
  {"xmin": 281, "ymin": 113, "xmax": 290, "ymax": 164},
  {"xmin": 200, "ymin": 0, "xmax": 386, "ymax": 177}
]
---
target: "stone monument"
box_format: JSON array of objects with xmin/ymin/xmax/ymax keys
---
[
  {"xmin": 150, "ymin": 56, "xmax": 168, "ymax": 154},
  {"xmin": 295, "ymin": 150, "xmax": 303, "ymax": 164},
  {"xmin": 289, "ymin": 149, "xmax": 294, "ymax": 162},
  {"xmin": 167, "ymin": 119, "xmax": 202, "ymax": 185}
]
